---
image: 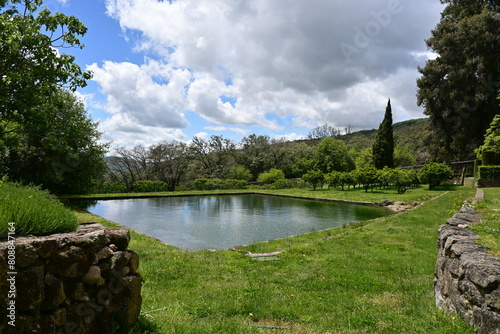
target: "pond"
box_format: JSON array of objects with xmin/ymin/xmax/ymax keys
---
[{"xmin": 76, "ymin": 194, "xmax": 391, "ymax": 251}]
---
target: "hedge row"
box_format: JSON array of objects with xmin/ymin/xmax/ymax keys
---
[{"xmin": 479, "ymin": 166, "xmax": 500, "ymax": 179}]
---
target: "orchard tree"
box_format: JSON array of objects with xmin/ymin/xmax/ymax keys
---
[
  {"xmin": 372, "ymin": 99, "xmax": 394, "ymax": 169},
  {"xmin": 356, "ymin": 167, "xmax": 380, "ymax": 192},
  {"xmin": 302, "ymin": 170, "xmax": 325, "ymax": 190},
  {"xmin": 418, "ymin": 162, "xmax": 454, "ymax": 190},
  {"xmin": 416, "ymin": 1, "xmax": 500, "ymax": 161}
]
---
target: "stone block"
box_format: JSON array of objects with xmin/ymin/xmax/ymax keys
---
[
  {"xmin": 17, "ymin": 266, "xmax": 44, "ymax": 312},
  {"xmin": 105, "ymin": 228, "xmax": 130, "ymax": 251},
  {"xmin": 472, "ymin": 306, "xmax": 500, "ymax": 334}
]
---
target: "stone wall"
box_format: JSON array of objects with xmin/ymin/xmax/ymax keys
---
[
  {"xmin": 0, "ymin": 222, "xmax": 142, "ymax": 333},
  {"xmin": 477, "ymin": 178, "xmax": 500, "ymax": 188},
  {"xmin": 435, "ymin": 206, "xmax": 500, "ymax": 334}
]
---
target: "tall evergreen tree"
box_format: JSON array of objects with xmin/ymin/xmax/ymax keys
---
[{"xmin": 372, "ymin": 99, "xmax": 394, "ymax": 169}]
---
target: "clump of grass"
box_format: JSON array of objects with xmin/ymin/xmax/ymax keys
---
[{"xmin": 0, "ymin": 181, "xmax": 78, "ymax": 236}]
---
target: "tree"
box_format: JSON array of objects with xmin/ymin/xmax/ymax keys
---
[
  {"xmin": 314, "ymin": 137, "xmax": 355, "ymax": 173},
  {"xmin": 416, "ymin": 1, "xmax": 500, "ymax": 161},
  {"xmin": 476, "ymin": 114, "xmax": 500, "ymax": 154},
  {"xmin": 227, "ymin": 165, "xmax": 252, "ymax": 181},
  {"xmin": 418, "ymin": 162, "xmax": 454, "ymax": 190},
  {"xmin": 302, "ymin": 170, "xmax": 325, "ymax": 190},
  {"xmin": 0, "ymin": 0, "xmax": 91, "ymax": 127},
  {"xmin": 148, "ymin": 141, "xmax": 189, "ymax": 191},
  {"xmin": 307, "ymin": 123, "xmax": 341, "ymax": 139},
  {"xmin": 5, "ymin": 89, "xmax": 108, "ymax": 194},
  {"xmin": 189, "ymin": 135, "xmax": 235, "ymax": 179},
  {"xmin": 386, "ymin": 168, "xmax": 412, "ymax": 194},
  {"xmin": 394, "ymin": 145, "xmax": 417, "ymax": 167},
  {"xmin": 355, "ymin": 147, "xmax": 374, "ymax": 169},
  {"xmin": 356, "ymin": 167, "xmax": 380, "ymax": 192},
  {"xmin": 107, "ymin": 145, "xmax": 148, "ymax": 190},
  {"xmin": 238, "ymin": 134, "xmax": 272, "ymax": 179},
  {"xmin": 372, "ymin": 99, "xmax": 394, "ymax": 169}
]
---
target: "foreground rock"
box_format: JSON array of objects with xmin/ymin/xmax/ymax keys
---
[
  {"xmin": 0, "ymin": 222, "xmax": 141, "ymax": 333},
  {"xmin": 435, "ymin": 206, "xmax": 500, "ymax": 334}
]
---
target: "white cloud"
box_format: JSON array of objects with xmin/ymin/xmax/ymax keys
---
[
  {"xmin": 95, "ymin": 0, "xmax": 444, "ymax": 146},
  {"xmin": 204, "ymin": 126, "xmax": 249, "ymax": 137},
  {"xmin": 88, "ymin": 59, "xmax": 192, "ymax": 129}
]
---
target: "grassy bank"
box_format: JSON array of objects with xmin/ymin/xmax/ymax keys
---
[
  {"xmin": 0, "ymin": 181, "xmax": 78, "ymax": 236},
  {"xmin": 74, "ymin": 186, "xmax": 476, "ymax": 333}
]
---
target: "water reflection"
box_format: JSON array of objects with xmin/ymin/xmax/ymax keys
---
[{"xmin": 76, "ymin": 194, "xmax": 390, "ymax": 251}]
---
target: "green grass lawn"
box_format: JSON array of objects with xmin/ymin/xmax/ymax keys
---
[
  {"xmin": 472, "ymin": 188, "xmax": 500, "ymax": 256},
  {"xmin": 73, "ymin": 185, "xmax": 477, "ymax": 333}
]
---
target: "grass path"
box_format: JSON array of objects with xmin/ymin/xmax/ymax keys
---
[{"xmin": 74, "ymin": 186, "xmax": 477, "ymax": 333}]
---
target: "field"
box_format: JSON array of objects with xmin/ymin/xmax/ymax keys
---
[{"xmin": 73, "ymin": 185, "xmax": 477, "ymax": 333}]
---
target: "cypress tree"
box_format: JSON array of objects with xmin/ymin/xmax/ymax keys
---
[{"xmin": 372, "ymin": 99, "xmax": 394, "ymax": 169}]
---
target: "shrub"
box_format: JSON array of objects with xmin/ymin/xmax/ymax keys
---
[
  {"xmin": 479, "ymin": 166, "xmax": 500, "ymax": 180},
  {"xmin": 482, "ymin": 150, "xmax": 497, "ymax": 166},
  {"xmin": 257, "ymin": 169, "xmax": 285, "ymax": 184},
  {"xmin": 192, "ymin": 178, "xmax": 209, "ymax": 190},
  {"xmin": 262, "ymin": 179, "xmax": 299, "ymax": 190},
  {"xmin": 418, "ymin": 162, "xmax": 453, "ymax": 190},
  {"xmin": 192, "ymin": 178, "xmax": 247, "ymax": 190},
  {"xmin": 0, "ymin": 181, "xmax": 78, "ymax": 236},
  {"xmin": 133, "ymin": 180, "xmax": 169, "ymax": 193},
  {"xmin": 302, "ymin": 170, "xmax": 325, "ymax": 190},
  {"xmin": 101, "ymin": 182, "xmax": 128, "ymax": 194},
  {"xmin": 223, "ymin": 179, "xmax": 248, "ymax": 190}
]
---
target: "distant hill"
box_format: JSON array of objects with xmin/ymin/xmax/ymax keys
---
[{"xmin": 299, "ymin": 118, "xmax": 430, "ymax": 164}]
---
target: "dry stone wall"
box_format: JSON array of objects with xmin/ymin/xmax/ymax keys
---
[
  {"xmin": 435, "ymin": 205, "xmax": 500, "ymax": 334},
  {"xmin": 0, "ymin": 222, "xmax": 141, "ymax": 333}
]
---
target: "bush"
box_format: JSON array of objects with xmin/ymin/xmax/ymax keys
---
[
  {"xmin": 479, "ymin": 166, "xmax": 500, "ymax": 179},
  {"xmin": 133, "ymin": 180, "xmax": 169, "ymax": 193},
  {"xmin": 101, "ymin": 182, "xmax": 128, "ymax": 194},
  {"xmin": 418, "ymin": 162, "xmax": 453, "ymax": 190},
  {"xmin": 482, "ymin": 150, "xmax": 497, "ymax": 166},
  {"xmin": 263, "ymin": 179, "xmax": 295, "ymax": 190},
  {"xmin": 192, "ymin": 178, "xmax": 247, "ymax": 190},
  {"xmin": 257, "ymin": 169, "xmax": 285, "ymax": 184},
  {"xmin": 0, "ymin": 181, "xmax": 78, "ymax": 236}
]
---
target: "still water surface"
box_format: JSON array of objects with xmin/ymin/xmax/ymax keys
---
[{"xmin": 78, "ymin": 194, "xmax": 390, "ymax": 251}]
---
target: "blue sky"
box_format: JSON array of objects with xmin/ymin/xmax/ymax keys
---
[{"xmin": 48, "ymin": 0, "xmax": 445, "ymax": 149}]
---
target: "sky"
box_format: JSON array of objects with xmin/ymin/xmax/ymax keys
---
[{"xmin": 47, "ymin": 0, "xmax": 445, "ymax": 148}]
